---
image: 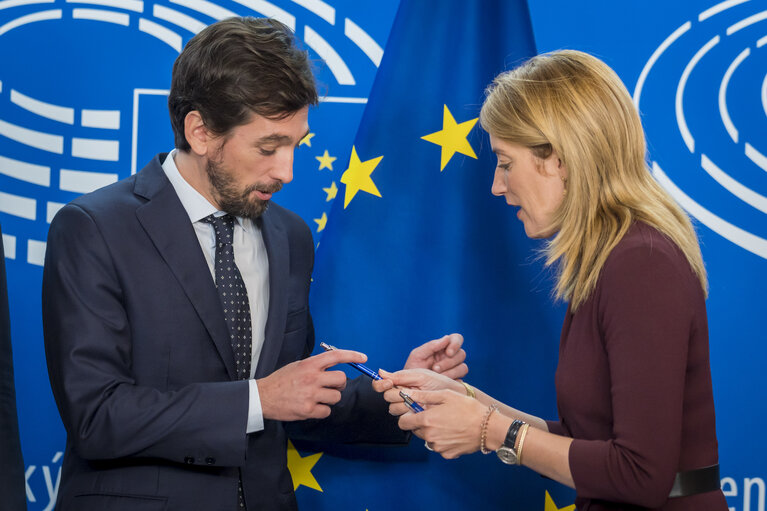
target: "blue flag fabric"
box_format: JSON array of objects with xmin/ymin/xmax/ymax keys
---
[{"xmin": 298, "ymin": 1, "xmax": 577, "ymax": 509}]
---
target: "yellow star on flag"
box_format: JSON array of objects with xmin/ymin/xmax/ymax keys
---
[
  {"xmin": 313, "ymin": 212, "xmax": 328, "ymax": 232},
  {"xmin": 299, "ymin": 132, "xmax": 315, "ymax": 147},
  {"xmin": 323, "ymin": 181, "xmax": 338, "ymax": 201},
  {"xmin": 315, "ymin": 150, "xmax": 337, "ymax": 170},
  {"xmin": 286, "ymin": 439, "xmax": 323, "ymax": 492},
  {"xmin": 340, "ymin": 146, "xmax": 383, "ymax": 208},
  {"xmin": 544, "ymin": 491, "xmax": 575, "ymax": 511},
  {"xmin": 421, "ymin": 104, "xmax": 478, "ymax": 171}
]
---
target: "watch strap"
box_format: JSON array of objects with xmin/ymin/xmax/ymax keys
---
[{"xmin": 503, "ymin": 420, "xmax": 525, "ymax": 451}]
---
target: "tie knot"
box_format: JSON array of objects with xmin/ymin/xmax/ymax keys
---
[{"xmin": 203, "ymin": 214, "xmax": 236, "ymax": 245}]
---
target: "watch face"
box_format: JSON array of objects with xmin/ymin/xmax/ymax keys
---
[{"xmin": 496, "ymin": 446, "xmax": 518, "ymax": 465}]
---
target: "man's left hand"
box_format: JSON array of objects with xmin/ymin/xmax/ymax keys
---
[{"xmin": 404, "ymin": 333, "xmax": 467, "ymax": 379}]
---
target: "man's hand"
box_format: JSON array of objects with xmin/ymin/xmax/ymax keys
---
[
  {"xmin": 257, "ymin": 349, "xmax": 365, "ymax": 422},
  {"xmin": 404, "ymin": 333, "xmax": 467, "ymax": 379}
]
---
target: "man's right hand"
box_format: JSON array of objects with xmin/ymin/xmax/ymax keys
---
[{"xmin": 257, "ymin": 349, "xmax": 366, "ymax": 422}]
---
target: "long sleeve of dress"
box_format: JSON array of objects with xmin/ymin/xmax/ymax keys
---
[{"xmin": 551, "ymin": 224, "xmax": 722, "ymax": 510}]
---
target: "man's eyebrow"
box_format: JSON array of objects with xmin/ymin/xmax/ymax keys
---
[
  {"xmin": 256, "ymin": 134, "xmax": 294, "ymax": 145},
  {"xmin": 256, "ymin": 128, "xmax": 311, "ymax": 147}
]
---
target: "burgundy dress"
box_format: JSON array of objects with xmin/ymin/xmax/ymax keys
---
[{"xmin": 546, "ymin": 223, "xmax": 727, "ymax": 510}]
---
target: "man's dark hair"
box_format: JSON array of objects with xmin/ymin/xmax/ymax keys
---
[{"xmin": 168, "ymin": 17, "xmax": 318, "ymax": 151}]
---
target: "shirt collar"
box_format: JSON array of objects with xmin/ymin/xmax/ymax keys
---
[{"xmin": 161, "ymin": 149, "xmax": 248, "ymax": 229}]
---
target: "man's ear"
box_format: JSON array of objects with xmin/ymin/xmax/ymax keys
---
[{"xmin": 184, "ymin": 111, "xmax": 211, "ymax": 157}]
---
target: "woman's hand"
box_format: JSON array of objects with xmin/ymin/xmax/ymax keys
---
[
  {"xmin": 398, "ymin": 389, "xmax": 489, "ymax": 459},
  {"xmin": 372, "ymin": 368, "xmax": 464, "ymax": 416}
]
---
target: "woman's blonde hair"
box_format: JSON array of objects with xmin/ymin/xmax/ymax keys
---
[{"xmin": 480, "ymin": 50, "xmax": 707, "ymax": 309}]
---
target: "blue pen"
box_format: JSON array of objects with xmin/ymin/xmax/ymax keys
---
[
  {"xmin": 319, "ymin": 342, "xmax": 382, "ymax": 380},
  {"xmin": 399, "ymin": 390, "xmax": 424, "ymax": 413},
  {"xmin": 320, "ymin": 342, "xmax": 425, "ymax": 412}
]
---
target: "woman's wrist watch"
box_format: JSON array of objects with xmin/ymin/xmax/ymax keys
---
[{"xmin": 496, "ymin": 419, "xmax": 525, "ymax": 465}]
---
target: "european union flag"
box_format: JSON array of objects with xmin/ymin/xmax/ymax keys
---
[{"xmin": 298, "ymin": 1, "xmax": 577, "ymax": 509}]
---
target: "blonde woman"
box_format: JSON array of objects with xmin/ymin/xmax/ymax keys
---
[{"xmin": 374, "ymin": 51, "xmax": 727, "ymax": 510}]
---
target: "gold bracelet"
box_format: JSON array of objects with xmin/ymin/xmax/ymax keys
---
[
  {"xmin": 460, "ymin": 381, "xmax": 476, "ymax": 399},
  {"xmin": 479, "ymin": 404, "xmax": 498, "ymax": 454},
  {"xmin": 516, "ymin": 423, "xmax": 530, "ymax": 465}
]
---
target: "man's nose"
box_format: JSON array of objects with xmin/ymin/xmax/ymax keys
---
[{"xmin": 272, "ymin": 150, "xmax": 294, "ymax": 184}]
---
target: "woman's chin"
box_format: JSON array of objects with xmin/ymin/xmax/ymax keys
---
[
  {"xmin": 523, "ymin": 222, "xmax": 556, "ymax": 239},
  {"xmin": 524, "ymin": 226, "xmax": 543, "ymax": 239}
]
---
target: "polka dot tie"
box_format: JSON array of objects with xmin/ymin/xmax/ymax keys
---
[
  {"xmin": 203, "ymin": 214, "xmax": 252, "ymax": 381},
  {"xmin": 202, "ymin": 214, "xmax": 251, "ymax": 510}
]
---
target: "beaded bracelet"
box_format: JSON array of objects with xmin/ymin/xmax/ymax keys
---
[{"xmin": 479, "ymin": 404, "xmax": 499, "ymax": 454}]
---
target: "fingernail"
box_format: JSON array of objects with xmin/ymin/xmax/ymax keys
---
[{"xmin": 433, "ymin": 365, "xmax": 441, "ymax": 372}]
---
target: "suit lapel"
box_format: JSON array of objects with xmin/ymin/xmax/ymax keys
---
[
  {"xmin": 133, "ymin": 156, "xmax": 237, "ymax": 380},
  {"xmin": 254, "ymin": 206, "xmax": 289, "ymax": 378}
]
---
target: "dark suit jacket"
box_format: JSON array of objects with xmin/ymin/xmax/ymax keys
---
[
  {"xmin": 43, "ymin": 154, "xmax": 404, "ymax": 511},
  {"xmin": 0, "ymin": 225, "xmax": 27, "ymax": 511}
]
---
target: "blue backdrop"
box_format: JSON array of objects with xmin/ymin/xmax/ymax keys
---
[{"xmin": 1, "ymin": 0, "xmax": 764, "ymax": 510}]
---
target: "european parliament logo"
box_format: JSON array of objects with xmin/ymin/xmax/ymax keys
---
[
  {"xmin": 634, "ymin": 0, "xmax": 767, "ymax": 259},
  {"xmin": 0, "ymin": 0, "xmax": 389, "ymax": 268}
]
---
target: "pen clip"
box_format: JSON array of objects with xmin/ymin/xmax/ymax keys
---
[{"xmin": 399, "ymin": 390, "xmax": 424, "ymax": 413}]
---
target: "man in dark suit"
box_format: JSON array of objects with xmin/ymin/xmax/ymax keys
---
[
  {"xmin": 0, "ymin": 225, "xmax": 26, "ymax": 510},
  {"xmin": 42, "ymin": 17, "xmax": 467, "ymax": 511}
]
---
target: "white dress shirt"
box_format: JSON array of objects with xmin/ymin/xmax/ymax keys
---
[{"xmin": 162, "ymin": 150, "xmax": 267, "ymax": 433}]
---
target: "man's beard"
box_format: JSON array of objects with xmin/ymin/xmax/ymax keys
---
[{"xmin": 205, "ymin": 157, "xmax": 282, "ymax": 219}]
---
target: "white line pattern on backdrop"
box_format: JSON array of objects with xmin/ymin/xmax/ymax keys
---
[
  {"xmin": 718, "ymin": 47, "xmax": 750, "ymax": 143},
  {"xmin": 291, "ymin": 0, "xmax": 333, "ymax": 24},
  {"xmin": 72, "ymin": 8, "xmax": 130, "ymax": 24},
  {"xmin": 65, "ymin": 0, "xmax": 144, "ymax": 13},
  {"xmin": 0, "ymin": 119, "xmax": 63, "ymax": 153},
  {"xmin": 699, "ymin": 0, "xmax": 751, "ymax": 22},
  {"xmin": 0, "ymin": 190, "xmax": 36, "ymax": 220},
  {"xmin": 700, "ymin": 154, "xmax": 767, "ymax": 212},
  {"xmin": 744, "ymin": 143, "xmax": 767, "ymax": 172},
  {"xmin": 0, "ymin": 0, "xmax": 383, "ymax": 266},
  {"xmin": 0, "ymin": 0, "xmax": 55, "ymax": 10},
  {"xmin": 634, "ymin": 0, "xmax": 767, "ymax": 259},
  {"xmin": 653, "ymin": 163, "xmax": 767, "ymax": 258},
  {"xmin": 304, "ymin": 24, "xmax": 354, "ymax": 84},
  {"xmin": 152, "ymin": 4, "xmax": 204, "ymax": 33},
  {"xmin": 675, "ymin": 35, "xmax": 720, "ymax": 153},
  {"xmin": 1, "ymin": 233, "xmax": 16, "ymax": 259},
  {"xmin": 10, "ymin": 90, "xmax": 75, "ymax": 124},
  {"xmin": 0, "ymin": 9, "xmax": 60, "ymax": 36},
  {"xmin": 0, "ymin": 155, "xmax": 50, "ymax": 186},
  {"xmin": 59, "ymin": 169, "xmax": 119, "ymax": 194},
  {"xmin": 761, "ymin": 71, "xmax": 767, "ymax": 116}
]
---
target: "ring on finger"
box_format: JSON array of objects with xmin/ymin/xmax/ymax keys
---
[{"xmin": 424, "ymin": 441, "xmax": 434, "ymax": 452}]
